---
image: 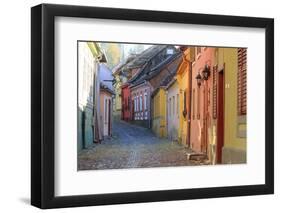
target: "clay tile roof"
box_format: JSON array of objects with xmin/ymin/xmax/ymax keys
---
[
  {"xmin": 128, "ymin": 45, "xmax": 178, "ymax": 85},
  {"xmin": 125, "ymin": 45, "xmax": 167, "ymax": 69}
]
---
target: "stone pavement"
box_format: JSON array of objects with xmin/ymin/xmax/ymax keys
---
[{"xmin": 78, "ymin": 120, "xmax": 210, "ymax": 170}]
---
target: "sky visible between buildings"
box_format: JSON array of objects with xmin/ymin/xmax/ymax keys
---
[{"xmin": 98, "ymin": 42, "xmax": 152, "ymax": 70}]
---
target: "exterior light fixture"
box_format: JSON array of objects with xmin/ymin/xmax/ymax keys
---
[
  {"xmin": 195, "ymin": 72, "xmax": 202, "ymax": 87},
  {"xmin": 202, "ymin": 62, "xmax": 211, "ymax": 80}
]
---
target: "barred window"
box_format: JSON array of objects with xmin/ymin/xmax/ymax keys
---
[{"xmin": 238, "ymin": 48, "xmax": 247, "ymax": 115}]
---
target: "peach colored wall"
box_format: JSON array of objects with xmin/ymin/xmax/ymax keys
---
[
  {"xmin": 100, "ymin": 90, "xmax": 112, "ymax": 137},
  {"xmin": 190, "ymin": 47, "xmax": 216, "ymax": 154}
]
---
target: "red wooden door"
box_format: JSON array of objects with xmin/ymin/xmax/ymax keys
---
[{"xmin": 217, "ymin": 70, "xmax": 224, "ymax": 163}]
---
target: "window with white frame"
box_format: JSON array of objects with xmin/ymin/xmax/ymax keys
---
[
  {"xmin": 140, "ymin": 94, "xmax": 143, "ymax": 111},
  {"xmin": 136, "ymin": 96, "xmax": 139, "ymax": 112},
  {"xmin": 144, "ymin": 92, "xmax": 147, "ymax": 110}
]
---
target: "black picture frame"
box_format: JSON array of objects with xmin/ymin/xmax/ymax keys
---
[{"xmin": 31, "ymin": 3, "xmax": 274, "ymax": 209}]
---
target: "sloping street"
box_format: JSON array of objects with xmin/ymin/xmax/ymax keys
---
[{"xmin": 78, "ymin": 120, "xmax": 203, "ymax": 170}]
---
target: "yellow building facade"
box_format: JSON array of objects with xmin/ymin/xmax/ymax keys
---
[
  {"xmin": 152, "ymin": 88, "xmax": 167, "ymax": 138},
  {"xmin": 176, "ymin": 48, "xmax": 193, "ymax": 146},
  {"xmin": 217, "ymin": 48, "xmax": 247, "ymax": 164},
  {"xmin": 112, "ymin": 73, "xmax": 122, "ymax": 120}
]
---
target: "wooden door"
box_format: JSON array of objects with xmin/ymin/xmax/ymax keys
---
[{"xmin": 216, "ymin": 70, "xmax": 224, "ymax": 163}]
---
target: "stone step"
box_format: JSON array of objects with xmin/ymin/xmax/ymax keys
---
[{"xmin": 186, "ymin": 152, "xmax": 208, "ymax": 161}]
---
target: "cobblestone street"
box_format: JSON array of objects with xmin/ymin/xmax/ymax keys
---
[{"xmin": 78, "ymin": 120, "xmax": 208, "ymax": 170}]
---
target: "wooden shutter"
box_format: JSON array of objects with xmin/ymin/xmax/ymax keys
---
[
  {"xmin": 213, "ymin": 65, "xmax": 218, "ymax": 119},
  {"xmin": 238, "ymin": 48, "xmax": 247, "ymax": 115}
]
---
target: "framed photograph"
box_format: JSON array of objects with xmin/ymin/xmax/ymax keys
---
[{"xmin": 31, "ymin": 3, "xmax": 274, "ymax": 209}]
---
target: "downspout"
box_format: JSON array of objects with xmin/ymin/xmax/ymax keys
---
[
  {"xmin": 95, "ymin": 63, "xmax": 102, "ymax": 143},
  {"xmin": 187, "ymin": 61, "xmax": 192, "ymax": 148}
]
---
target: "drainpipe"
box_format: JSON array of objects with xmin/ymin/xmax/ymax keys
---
[
  {"xmin": 187, "ymin": 61, "xmax": 192, "ymax": 148},
  {"xmin": 94, "ymin": 63, "xmax": 102, "ymax": 143}
]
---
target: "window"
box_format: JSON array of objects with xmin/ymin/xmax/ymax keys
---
[
  {"xmin": 166, "ymin": 48, "xmax": 174, "ymax": 55},
  {"xmin": 135, "ymin": 96, "xmax": 138, "ymax": 112},
  {"xmin": 238, "ymin": 48, "xmax": 247, "ymax": 115},
  {"xmin": 136, "ymin": 96, "xmax": 139, "ymax": 112},
  {"xmin": 137, "ymin": 96, "xmax": 139, "ymax": 112},
  {"xmin": 137, "ymin": 96, "xmax": 140, "ymax": 112},
  {"xmin": 213, "ymin": 65, "xmax": 218, "ymax": 119},
  {"xmin": 144, "ymin": 92, "xmax": 147, "ymax": 110},
  {"xmin": 134, "ymin": 97, "xmax": 137, "ymax": 112},
  {"xmin": 140, "ymin": 95, "xmax": 143, "ymax": 111}
]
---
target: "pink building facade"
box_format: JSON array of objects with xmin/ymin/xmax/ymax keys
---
[
  {"xmin": 130, "ymin": 83, "xmax": 151, "ymax": 127},
  {"xmin": 190, "ymin": 47, "xmax": 216, "ymax": 156}
]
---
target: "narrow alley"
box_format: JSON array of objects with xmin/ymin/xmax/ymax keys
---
[
  {"xmin": 78, "ymin": 42, "xmax": 247, "ymax": 168},
  {"xmin": 78, "ymin": 121, "xmax": 205, "ymax": 170}
]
